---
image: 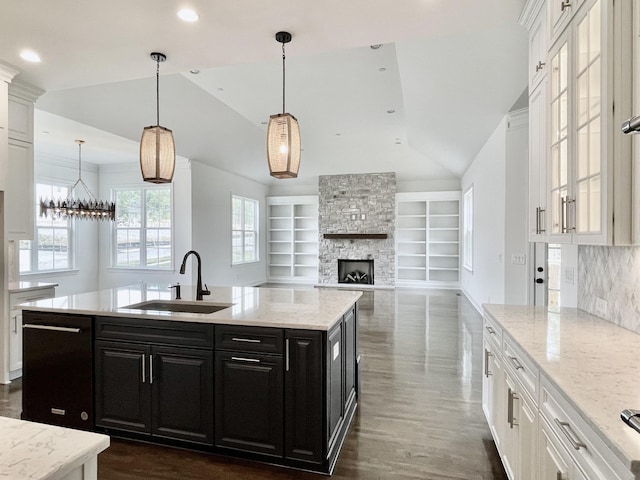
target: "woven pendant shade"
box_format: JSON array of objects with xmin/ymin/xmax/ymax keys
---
[
  {"xmin": 140, "ymin": 125, "xmax": 175, "ymax": 183},
  {"xmin": 267, "ymin": 113, "xmax": 300, "ymax": 179}
]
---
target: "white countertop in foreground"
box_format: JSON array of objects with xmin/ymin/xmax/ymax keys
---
[
  {"xmin": 484, "ymin": 304, "xmax": 640, "ymax": 476},
  {"xmin": 17, "ymin": 284, "xmax": 362, "ymax": 331},
  {"xmin": 0, "ymin": 416, "xmax": 109, "ymax": 480}
]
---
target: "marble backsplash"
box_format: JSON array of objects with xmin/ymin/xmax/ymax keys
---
[{"xmin": 578, "ymin": 245, "xmax": 640, "ymax": 334}]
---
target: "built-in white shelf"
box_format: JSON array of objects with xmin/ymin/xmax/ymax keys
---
[
  {"xmin": 396, "ymin": 191, "xmax": 461, "ymax": 288},
  {"xmin": 267, "ymin": 196, "xmax": 319, "ymax": 284}
]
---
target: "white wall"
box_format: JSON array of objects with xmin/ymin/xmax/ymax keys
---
[
  {"xmin": 504, "ymin": 109, "xmax": 529, "ymax": 305},
  {"xmin": 97, "ymin": 159, "xmax": 192, "ymax": 290},
  {"xmin": 191, "ymin": 161, "xmax": 269, "ymax": 287},
  {"xmin": 27, "ymin": 155, "xmax": 100, "ymax": 296},
  {"xmin": 461, "ymin": 117, "xmax": 507, "ymax": 311}
]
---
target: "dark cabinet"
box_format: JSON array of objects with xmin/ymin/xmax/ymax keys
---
[
  {"xmin": 152, "ymin": 346, "xmax": 214, "ymax": 445},
  {"xmin": 94, "ymin": 317, "xmax": 214, "ymax": 446},
  {"xmin": 215, "ymin": 351, "xmax": 283, "ymax": 456},
  {"xmin": 327, "ymin": 321, "xmax": 344, "ymax": 451},
  {"xmin": 284, "ymin": 330, "xmax": 324, "ymax": 465},
  {"xmin": 343, "ymin": 306, "xmax": 357, "ymax": 411},
  {"xmin": 95, "ymin": 341, "xmax": 150, "ymax": 434}
]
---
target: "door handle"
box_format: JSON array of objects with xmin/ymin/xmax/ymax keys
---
[
  {"xmin": 484, "ymin": 349, "xmax": 493, "ymax": 378},
  {"xmin": 142, "ymin": 354, "xmax": 146, "ymax": 383},
  {"xmin": 561, "ymin": 0, "xmax": 571, "ymax": 12},
  {"xmin": 285, "ymin": 338, "xmax": 290, "ymax": 372},
  {"xmin": 149, "ymin": 354, "xmax": 154, "ymax": 384}
]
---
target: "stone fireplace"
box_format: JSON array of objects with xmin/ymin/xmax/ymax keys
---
[{"xmin": 318, "ymin": 173, "xmax": 396, "ymax": 287}]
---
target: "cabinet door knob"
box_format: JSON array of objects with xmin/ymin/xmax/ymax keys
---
[{"xmin": 535, "ymin": 278, "xmax": 544, "ymax": 284}]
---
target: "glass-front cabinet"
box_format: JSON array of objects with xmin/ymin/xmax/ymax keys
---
[
  {"xmin": 545, "ymin": 0, "xmax": 633, "ymax": 245},
  {"xmin": 548, "ymin": 38, "xmax": 570, "ymax": 240}
]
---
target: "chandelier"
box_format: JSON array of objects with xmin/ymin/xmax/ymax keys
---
[
  {"xmin": 39, "ymin": 140, "xmax": 116, "ymax": 221},
  {"xmin": 266, "ymin": 31, "xmax": 301, "ymax": 179}
]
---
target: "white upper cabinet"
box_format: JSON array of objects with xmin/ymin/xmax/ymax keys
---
[
  {"xmin": 548, "ymin": 0, "xmax": 583, "ymax": 43},
  {"xmin": 6, "ymin": 81, "xmax": 43, "ymax": 240},
  {"xmin": 526, "ymin": 1, "xmax": 549, "ymax": 92},
  {"xmin": 523, "ymin": 0, "xmax": 633, "ymax": 245}
]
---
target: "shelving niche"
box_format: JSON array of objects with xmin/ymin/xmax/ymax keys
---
[
  {"xmin": 396, "ymin": 191, "xmax": 461, "ymax": 288},
  {"xmin": 267, "ymin": 196, "xmax": 319, "ymax": 284}
]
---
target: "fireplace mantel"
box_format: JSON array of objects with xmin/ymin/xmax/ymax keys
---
[{"xmin": 323, "ymin": 233, "xmax": 388, "ymax": 240}]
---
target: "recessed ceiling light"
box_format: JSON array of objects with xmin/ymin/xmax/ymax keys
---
[
  {"xmin": 217, "ymin": 87, "xmax": 224, "ymax": 91},
  {"xmin": 336, "ymin": 133, "xmax": 341, "ymax": 136},
  {"xmin": 177, "ymin": 8, "xmax": 199, "ymax": 22},
  {"xmin": 370, "ymin": 44, "xmax": 383, "ymax": 50},
  {"xmin": 387, "ymin": 109, "xmax": 396, "ymax": 114},
  {"xmin": 20, "ymin": 50, "xmax": 41, "ymax": 63},
  {"xmin": 379, "ymin": 67, "xmax": 387, "ymax": 72},
  {"xmin": 261, "ymin": 121, "xmax": 268, "ymax": 125},
  {"xmin": 189, "ymin": 69, "xmax": 200, "ymax": 75}
]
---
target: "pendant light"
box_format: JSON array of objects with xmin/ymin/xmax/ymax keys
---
[
  {"xmin": 267, "ymin": 31, "xmax": 301, "ymax": 179},
  {"xmin": 40, "ymin": 140, "xmax": 116, "ymax": 221},
  {"xmin": 140, "ymin": 52, "xmax": 176, "ymax": 183}
]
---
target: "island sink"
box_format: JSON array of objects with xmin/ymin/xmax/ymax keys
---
[{"xmin": 124, "ymin": 300, "xmax": 232, "ymax": 314}]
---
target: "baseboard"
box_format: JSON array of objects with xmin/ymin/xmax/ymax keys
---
[{"xmin": 461, "ymin": 288, "xmax": 484, "ymax": 316}]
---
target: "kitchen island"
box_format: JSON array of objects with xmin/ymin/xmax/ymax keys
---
[{"xmin": 18, "ymin": 283, "xmax": 362, "ymax": 475}]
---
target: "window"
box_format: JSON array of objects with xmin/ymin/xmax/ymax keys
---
[
  {"xmin": 20, "ymin": 183, "xmax": 73, "ymax": 273},
  {"xmin": 463, "ymin": 186, "xmax": 473, "ymax": 271},
  {"xmin": 113, "ymin": 186, "xmax": 172, "ymax": 268},
  {"xmin": 232, "ymin": 195, "xmax": 259, "ymax": 264}
]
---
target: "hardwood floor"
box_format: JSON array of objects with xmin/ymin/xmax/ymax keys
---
[{"xmin": 0, "ymin": 288, "xmax": 506, "ymax": 479}]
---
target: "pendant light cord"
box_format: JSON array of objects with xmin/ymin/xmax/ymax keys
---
[
  {"xmin": 77, "ymin": 141, "xmax": 82, "ymax": 180},
  {"xmin": 156, "ymin": 59, "xmax": 160, "ymax": 126},
  {"xmin": 282, "ymin": 42, "xmax": 286, "ymax": 114}
]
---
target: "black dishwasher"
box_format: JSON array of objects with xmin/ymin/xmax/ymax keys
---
[{"xmin": 22, "ymin": 310, "xmax": 94, "ymax": 430}]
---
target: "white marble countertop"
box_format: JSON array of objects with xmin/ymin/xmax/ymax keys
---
[
  {"xmin": 16, "ymin": 283, "xmax": 362, "ymax": 331},
  {"xmin": 0, "ymin": 416, "xmax": 109, "ymax": 479},
  {"xmin": 484, "ymin": 304, "xmax": 640, "ymax": 476},
  {"xmin": 8, "ymin": 281, "xmax": 58, "ymax": 294}
]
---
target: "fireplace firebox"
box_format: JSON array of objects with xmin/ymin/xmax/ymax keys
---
[{"xmin": 338, "ymin": 259, "xmax": 374, "ymax": 285}]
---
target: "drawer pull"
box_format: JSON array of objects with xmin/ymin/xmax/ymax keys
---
[
  {"xmin": 484, "ymin": 348, "xmax": 493, "ymax": 378},
  {"xmin": 51, "ymin": 408, "xmax": 66, "ymax": 416},
  {"xmin": 231, "ymin": 337, "xmax": 261, "ymax": 343},
  {"xmin": 508, "ymin": 355, "xmax": 524, "ymax": 371},
  {"xmin": 554, "ymin": 418, "xmax": 586, "ymax": 450},
  {"xmin": 485, "ymin": 326, "xmax": 495, "ymax": 335},
  {"xmin": 24, "ymin": 324, "xmax": 81, "ymax": 333},
  {"xmin": 231, "ymin": 356, "xmax": 261, "ymax": 363}
]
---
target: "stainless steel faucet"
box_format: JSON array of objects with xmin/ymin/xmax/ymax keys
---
[{"xmin": 179, "ymin": 250, "xmax": 210, "ymax": 300}]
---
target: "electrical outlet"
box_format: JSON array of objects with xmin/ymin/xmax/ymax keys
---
[
  {"xmin": 595, "ymin": 297, "xmax": 608, "ymax": 317},
  {"xmin": 511, "ymin": 254, "xmax": 526, "ymax": 265}
]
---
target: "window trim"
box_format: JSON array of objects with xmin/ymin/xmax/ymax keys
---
[
  {"xmin": 231, "ymin": 194, "xmax": 260, "ymax": 266},
  {"xmin": 20, "ymin": 180, "xmax": 75, "ymax": 274},
  {"xmin": 111, "ymin": 184, "xmax": 174, "ymax": 270},
  {"xmin": 463, "ymin": 186, "xmax": 473, "ymax": 272}
]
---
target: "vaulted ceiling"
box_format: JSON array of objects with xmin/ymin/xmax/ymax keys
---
[{"xmin": 1, "ymin": 0, "xmax": 528, "ymax": 187}]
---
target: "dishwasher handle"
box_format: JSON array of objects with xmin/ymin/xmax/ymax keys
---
[{"xmin": 23, "ymin": 324, "xmax": 82, "ymax": 333}]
